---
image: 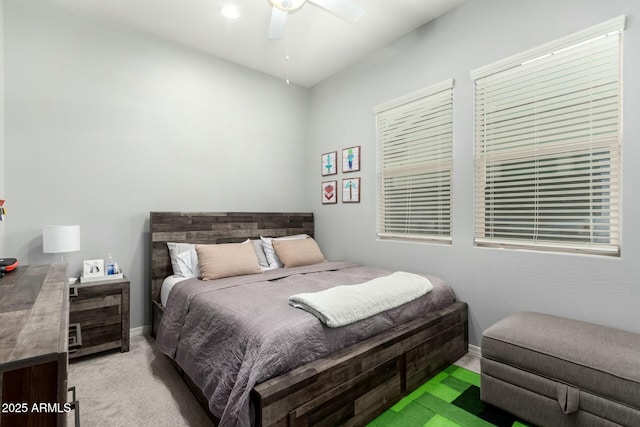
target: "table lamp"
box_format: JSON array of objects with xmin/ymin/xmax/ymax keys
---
[{"xmin": 43, "ymin": 225, "xmax": 81, "ymax": 283}]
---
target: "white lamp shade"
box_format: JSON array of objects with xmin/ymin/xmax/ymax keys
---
[{"xmin": 43, "ymin": 225, "xmax": 81, "ymax": 254}]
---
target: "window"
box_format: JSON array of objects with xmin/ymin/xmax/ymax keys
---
[
  {"xmin": 374, "ymin": 79, "xmax": 454, "ymax": 243},
  {"xmin": 472, "ymin": 16, "xmax": 624, "ymax": 256}
]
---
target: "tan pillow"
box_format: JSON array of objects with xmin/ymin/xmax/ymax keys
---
[
  {"xmin": 196, "ymin": 243, "xmax": 261, "ymax": 280},
  {"xmin": 272, "ymin": 238, "xmax": 326, "ymax": 268}
]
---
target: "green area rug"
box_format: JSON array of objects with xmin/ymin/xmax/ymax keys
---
[{"xmin": 368, "ymin": 365, "xmax": 532, "ymax": 427}]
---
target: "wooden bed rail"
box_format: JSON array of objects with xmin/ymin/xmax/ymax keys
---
[{"xmin": 251, "ymin": 301, "xmax": 468, "ymax": 426}]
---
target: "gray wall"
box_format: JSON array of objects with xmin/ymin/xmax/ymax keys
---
[
  {"xmin": 308, "ymin": 0, "xmax": 640, "ymax": 346},
  {"xmin": 0, "ymin": 0, "xmax": 5, "ymax": 257},
  {"xmin": 3, "ymin": 0, "xmax": 309, "ymax": 328}
]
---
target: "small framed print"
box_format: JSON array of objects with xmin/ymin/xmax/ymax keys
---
[
  {"xmin": 342, "ymin": 146, "xmax": 360, "ymax": 173},
  {"xmin": 321, "ymin": 151, "xmax": 337, "ymax": 176},
  {"xmin": 322, "ymin": 180, "xmax": 338, "ymax": 204},
  {"xmin": 83, "ymin": 259, "xmax": 105, "ymax": 278},
  {"xmin": 342, "ymin": 177, "xmax": 361, "ymax": 203}
]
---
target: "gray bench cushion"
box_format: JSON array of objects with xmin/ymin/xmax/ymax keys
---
[{"xmin": 482, "ymin": 312, "xmax": 640, "ymax": 411}]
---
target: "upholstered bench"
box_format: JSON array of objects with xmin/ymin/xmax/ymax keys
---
[{"xmin": 481, "ymin": 312, "xmax": 640, "ymax": 426}]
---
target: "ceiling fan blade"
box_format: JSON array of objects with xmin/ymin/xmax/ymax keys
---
[
  {"xmin": 268, "ymin": 7, "xmax": 288, "ymax": 40},
  {"xmin": 309, "ymin": 0, "xmax": 364, "ymax": 23}
]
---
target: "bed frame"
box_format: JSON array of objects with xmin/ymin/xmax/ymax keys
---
[{"xmin": 150, "ymin": 211, "xmax": 468, "ymax": 426}]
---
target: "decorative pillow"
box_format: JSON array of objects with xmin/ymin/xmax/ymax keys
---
[
  {"xmin": 272, "ymin": 237, "xmax": 326, "ymax": 268},
  {"xmin": 196, "ymin": 243, "xmax": 261, "ymax": 280},
  {"xmin": 260, "ymin": 234, "xmax": 308, "ymax": 268},
  {"xmin": 167, "ymin": 242, "xmax": 196, "ymax": 276}
]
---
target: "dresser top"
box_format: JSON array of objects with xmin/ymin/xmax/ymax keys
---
[{"xmin": 0, "ymin": 264, "xmax": 69, "ymax": 368}]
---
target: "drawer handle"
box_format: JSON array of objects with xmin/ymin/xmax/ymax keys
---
[
  {"xmin": 68, "ymin": 387, "xmax": 80, "ymax": 427},
  {"xmin": 69, "ymin": 323, "xmax": 83, "ymax": 351},
  {"xmin": 69, "ymin": 286, "xmax": 78, "ymax": 297}
]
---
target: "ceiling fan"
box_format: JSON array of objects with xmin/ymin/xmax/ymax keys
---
[{"xmin": 267, "ymin": 0, "xmax": 365, "ymax": 39}]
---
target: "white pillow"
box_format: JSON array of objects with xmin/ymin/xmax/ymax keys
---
[
  {"xmin": 251, "ymin": 239, "xmax": 270, "ymax": 268},
  {"xmin": 167, "ymin": 242, "xmax": 196, "ymax": 276},
  {"xmin": 175, "ymin": 249, "xmax": 200, "ymax": 278},
  {"xmin": 260, "ymin": 234, "xmax": 308, "ymax": 268}
]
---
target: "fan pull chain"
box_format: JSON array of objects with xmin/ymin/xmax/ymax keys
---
[{"xmin": 286, "ymin": 56, "xmax": 290, "ymax": 85}]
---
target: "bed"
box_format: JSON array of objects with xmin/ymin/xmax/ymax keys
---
[{"xmin": 150, "ymin": 212, "xmax": 468, "ymax": 427}]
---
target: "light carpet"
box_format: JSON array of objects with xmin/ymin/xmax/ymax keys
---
[{"xmin": 67, "ymin": 335, "xmax": 213, "ymax": 426}]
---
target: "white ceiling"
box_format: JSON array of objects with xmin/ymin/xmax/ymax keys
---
[{"xmin": 46, "ymin": 0, "xmax": 467, "ymax": 87}]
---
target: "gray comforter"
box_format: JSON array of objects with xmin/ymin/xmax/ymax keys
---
[{"xmin": 156, "ymin": 262, "xmax": 456, "ymax": 427}]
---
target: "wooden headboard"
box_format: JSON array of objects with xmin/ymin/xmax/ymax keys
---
[{"xmin": 149, "ymin": 212, "xmax": 314, "ymax": 303}]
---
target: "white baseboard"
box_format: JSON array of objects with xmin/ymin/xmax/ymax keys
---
[
  {"xmin": 468, "ymin": 344, "xmax": 481, "ymax": 357},
  {"xmin": 130, "ymin": 325, "xmax": 151, "ymax": 337}
]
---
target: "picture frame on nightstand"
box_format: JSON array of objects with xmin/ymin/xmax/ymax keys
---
[{"xmin": 82, "ymin": 259, "xmax": 104, "ymax": 278}]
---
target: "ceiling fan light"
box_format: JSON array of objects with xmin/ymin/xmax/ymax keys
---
[
  {"xmin": 269, "ymin": 0, "xmax": 306, "ymax": 12},
  {"xmin": 221, "ymin": 4, "xmax": 240, "ymax": 20}
]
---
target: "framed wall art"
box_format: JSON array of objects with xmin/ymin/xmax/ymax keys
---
[
  {"xmin": 342, "ymin": 177, "xmax": 360, "ymax": 203},
  {"xmin": 342, "ymin": 146, "xmax": 361, "ymax": 173},
  {"xmin": 321, "ymin": 151, "xmax": 337, "ymax": 176},
  {"xmin": 322, "ymin": 180, "xmax": 338, "ymax": 204}
]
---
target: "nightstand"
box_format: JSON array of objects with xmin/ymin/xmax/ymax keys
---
[{"xmin": 69, "ymin": 276, "xmax": 130, "ymax": 359}]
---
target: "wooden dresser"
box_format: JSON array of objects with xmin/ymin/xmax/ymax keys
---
[
  {"xmin": 0, "ymin": 264, "xmax": 75, "ymax": 427},
  {"xmin": 69, "ymin": 277, "xmax": 130, "ymax": 359}
]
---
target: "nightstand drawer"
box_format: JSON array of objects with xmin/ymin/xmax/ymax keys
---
[
  {"xmin": 76, "ymin": 324, "xmax": 122, "ymax": 348},
  {"xmin": 70, "ymin": 294, "xmax": 122, "ymax": 312},
  {"xmin": 70, "ymin": 310, "xmax": 121, "ymax": 327}
]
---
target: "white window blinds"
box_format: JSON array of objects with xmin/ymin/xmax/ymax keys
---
[
  {"xmin": 471, "ymin": 16, "xmax": 624, "ymax": 256},
  {"xmin": 374, "ymin": 79, "xmax": 454, "ymax": 243}
]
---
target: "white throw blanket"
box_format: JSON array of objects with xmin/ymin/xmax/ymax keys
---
[{"xmin": 288, "ymin": 271, "xmax": 433, "ymax": 327}]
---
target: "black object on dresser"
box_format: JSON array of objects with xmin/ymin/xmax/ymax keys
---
[
  {"xmin": 69, "ymin": 277, "xmax": 130, "ymax": 359},
  {"xmin": 0, "ymin": 264, "xmax": 79, "ymax": 427}
]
